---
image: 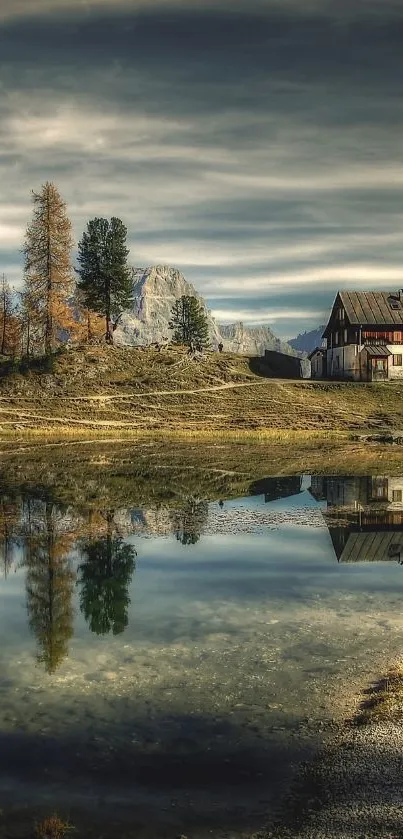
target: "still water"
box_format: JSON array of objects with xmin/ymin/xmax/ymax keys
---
[{"xmin": 1, "ymin": 472, "xmax": 403, "ymax": 834}]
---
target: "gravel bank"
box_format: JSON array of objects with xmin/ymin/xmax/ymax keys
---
[{"xmin": 272, "ymin": 667, "xmax": 403, "ymax": 839}]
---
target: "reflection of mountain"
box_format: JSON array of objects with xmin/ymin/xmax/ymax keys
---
[{"xmin": 310, "ymin": 476, "xmax": 403, "ymax": 563}]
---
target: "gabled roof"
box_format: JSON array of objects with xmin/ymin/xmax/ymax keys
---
[
  {"xmin": 339, "ymin": 291, "xmax": 403, "ymax": 326},
  {"xmin": 362, "ymin": 345, "xmax": 391, "ymax": 357},
  {"xmin": 307, "ymin": 346, "xmax": 326, "ymax": 360}
]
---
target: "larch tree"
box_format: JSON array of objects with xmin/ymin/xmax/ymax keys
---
[
  {"xmin": 19, "ymin": 288, "xmax": 41, "ymax": 358},
  {"xmin": 169, "ymin": 295, "xmax": 209, "ymax": 350},
  {"xmin": 22, "ymin": 182, "xmax": 74, "ymax": 355},
  {"xmin": 73, "ymin": 286, "xmax": 105, "ymax": 344},
  {"xmin": 76, "ymin": 217, "xmax": 132, "ymax": 343},
  {"xmin": 0, "ymin": 274, "xmax": 14, "ymax": 356}
]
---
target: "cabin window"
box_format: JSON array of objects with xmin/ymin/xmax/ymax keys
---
[
  {"xmin": 334, "ymin": 332, "xmax": 339, "ymax": 345},
  {"xmin": 393, "ymin": 331, "xmax": 402, "ymax": 343},
  {"xmin": 392, "ymin": 490, "xmax": 403, "ymax": 502},
  {"xmin": 392, "ymin": 354, "xmax": 402, "ymax": 366},
  {"xmin": 338, "ymin": 307, "xmax": 345, "ymax": 321},
  {"xmin": 343, "ymin": 329, "xmax": 348, "ymax": 343}
]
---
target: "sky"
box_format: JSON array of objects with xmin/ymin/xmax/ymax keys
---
[{"xmin": 1, "ymin": 0, "xmax": 403, "ymax": 339}]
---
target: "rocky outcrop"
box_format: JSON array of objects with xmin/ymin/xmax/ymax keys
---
[
  {"xmin": 115, "ymin": 265, "xmax": 221, "ymax": 348},
  {"xmin": 288, "ymin": 325, "xmax": 326, "ymax": 355},
  {"xmin": 114, "ymin": 264, "xmax": 297, "ymax": 357},
  {"xmin": 219, "ymin": 322, "xmax": 296, "ymax": 357}
]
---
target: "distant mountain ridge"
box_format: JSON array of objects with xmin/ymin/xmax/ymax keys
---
[
  {"xmin": 288, "ymin": 326, "xmax": 325, "ymax": 355},
  {"xmin": 114, "ymin": 265, "xmax": 298, "ymax": 357},
  {"xmin": 219, "ymin": 321, "xmax": 296, "ymax": 357}
]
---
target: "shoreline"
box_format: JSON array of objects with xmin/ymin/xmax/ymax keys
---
[{"xmin": 269, "ymin": 661, "xmax": 403, "ymax": 839}]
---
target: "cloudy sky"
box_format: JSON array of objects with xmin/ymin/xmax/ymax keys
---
[{"xmin": 1, "ymin": 0, "xmax": 403, "ymax": 338}]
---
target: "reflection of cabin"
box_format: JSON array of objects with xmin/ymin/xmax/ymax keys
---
[
  {"xmin": 329, "ymin": 526, "xmax": 403, "ymax": 564},
  {"xmin": 309, "ymin": 475, "xmax": 403, "ymax": 563},
  {"xmin": 310, "ymin": 476, "xmax": 403, "ymax": 509},
  {"xmin": 311, "ymin": 291, "xmax": 403, "ymax": 381},
  {"xmin": 249, "ymin": 476, "xmax": 303, "ymax": 503}
]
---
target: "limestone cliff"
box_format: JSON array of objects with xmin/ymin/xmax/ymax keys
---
[
  {"xmin": 115, "ymin": 265, "xmax": 221, "ymax": 347},
  {"xmin": 114, "ymin": 264, "xmax": 297, "ymax": 357},
  {"xmin": 219, "ymin": 322, "xmax": 296, "ymax": 357}
]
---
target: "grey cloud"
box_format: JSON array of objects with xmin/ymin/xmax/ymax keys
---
[
  {"xmin": 1, "ymin": 0, "xmax": 403, "ymax": 23},
  {"xmin": 1, "ymin": 1, "xmax": 403, "ymax": 337}
]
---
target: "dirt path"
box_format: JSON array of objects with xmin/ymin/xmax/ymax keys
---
[{"xmin": 53, "ymin": 379, "xmax": 268, "ymax": 401}]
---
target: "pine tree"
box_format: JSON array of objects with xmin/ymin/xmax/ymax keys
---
[
  {"xmin": 76, "ymin": 217, "xmax": 132, "ymax": 343},
  {"xmin": 169, "ymin": 295, "xmax": 209, "ymax": 350},
  {"xmin": 23, "ymin": 182, "xmax": 74, "ymax": 355}
]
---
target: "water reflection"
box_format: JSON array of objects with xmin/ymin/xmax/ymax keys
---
[
  {"xmin": 310, "ymin": 476, "xmax": 403, "ymax": 563},
  {"xmin": 22, "ymin": 499, "xmax": 75, "ymax": 673},
  {"xmin": 1, "ymin": 467, "xmax": 403, "ymax": 833},
  {"xmin": 78, "ymin": 512, "xmax": 136, "ymax": 636},
  {"xmin": 0, "ymin": 475, "xmax": 402, "ymax": 674},
  {"xmin": 172, "ymin": 499, "xmax": 208, "ymax": 545}
]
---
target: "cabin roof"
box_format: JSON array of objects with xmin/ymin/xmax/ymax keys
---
[
  {"xmin": 339, "ymin": 291, "xmax": 403, "ymax": 326},
  {"xmin": 307, "ymin": 346, "xmax": 326, "ymax": 360},
  {"xmin": 363, "ymin": 345, "xmax": 392, "ymax": 357}
]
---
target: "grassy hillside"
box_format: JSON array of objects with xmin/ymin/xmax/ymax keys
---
[{"xmin": 0, "ymin": 343, "xmax": 402, "ymax": 438}]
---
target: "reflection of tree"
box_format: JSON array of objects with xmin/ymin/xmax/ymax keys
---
[
  {"xmin": 23, "ymin": 499, "xmax": 75, "ymax": 674},
  {"xmin": 0, "ymin": 495, "xmax": 20, "ymax": 577},
  {"xmin": 77, "ymin": 512, "xmax": 136, "ymax": 636},
  {"xmin": 172, "ymin": 499, "xmax": 208, "ymax": 546}
]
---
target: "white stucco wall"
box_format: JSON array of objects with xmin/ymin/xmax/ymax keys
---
[
  {"xmin": 326, "ymin": 345, "xmax": 360, "ymax": 379},
  {"xmin": 326, "ymin": 344, "xmax": 403, "ymax": 380},
  {"xmin": 386, "ymin": 345, "xmax": 403, "ymax": 379},
  {"xmin": 310, "ymin": 353, "xmax": 323, "ymax": 378}
]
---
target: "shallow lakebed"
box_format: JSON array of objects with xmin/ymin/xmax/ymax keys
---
[{"xmin": 0, "ymin": 467, "xmax": 403, "ymax": 836}]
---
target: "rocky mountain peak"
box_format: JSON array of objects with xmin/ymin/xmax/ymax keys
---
[
  {"xmin": 114, "ymin": 264, "xmax": 298, "ymax": 358},
  {"xmin": 115, "ymin": 265, "xmax": 221, "ymax": 347}
]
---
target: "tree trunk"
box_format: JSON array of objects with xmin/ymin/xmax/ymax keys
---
[
  {"xmin": 1, "ymin": 310, "xmax": 6, "ymax": 356},
  {"xmin": 45, "ymin": 195, "xmax": 53, "ymax": 355},
  {"xmin": 26, "ymin": 311, "xmax": 31, "ymax": 359},
  {"xmin": 105, "ymin": 276, "xmax": 113, "ymax": 344}
]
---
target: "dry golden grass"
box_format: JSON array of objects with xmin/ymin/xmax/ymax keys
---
[
  {"xmin": 0, "ymin": 344, "xmax": 402, "ymax": 440},
  {"xmin": 34, "ymin": 814, "xmax": 73, "ymax": 839},
  {"xmin": 352, "ymin": 661, "xmax": 403, "ymax": 726}
]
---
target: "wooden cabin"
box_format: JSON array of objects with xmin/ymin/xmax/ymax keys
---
[{"xmin": 313, "ymin": 290, "xmax": 403, "ymax": 381}]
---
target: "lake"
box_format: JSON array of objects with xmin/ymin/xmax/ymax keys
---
[{"xmin": 0, "ymin": 466, "xmax": 403, "ymax": 837}]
